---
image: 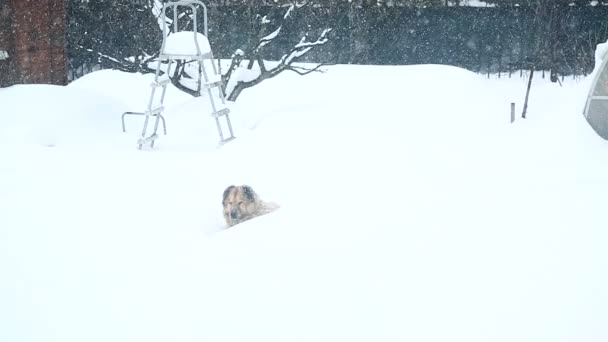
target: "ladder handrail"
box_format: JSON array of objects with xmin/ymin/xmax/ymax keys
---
[{"xmin": 160, "ymin": 0, "xmax": 209, "ymax": 56}]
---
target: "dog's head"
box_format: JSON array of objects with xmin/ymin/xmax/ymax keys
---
[{"xmin": 222, "ymin": 185, "xmax": 260, "ymax": 227}]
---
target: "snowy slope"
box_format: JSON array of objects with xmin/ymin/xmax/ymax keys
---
[{"xmin": 1, "ymin": 62, "xmax": 608, "ymax": 342}]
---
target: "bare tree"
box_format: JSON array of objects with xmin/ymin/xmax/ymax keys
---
[{"xmin": 222, "ymin": 3, "xmax": 332, "ymax": 101}]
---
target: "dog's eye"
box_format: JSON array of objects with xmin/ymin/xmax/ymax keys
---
[{"xmin": 238, "ymin": 201, "xmax": 244, "ymax": 206}]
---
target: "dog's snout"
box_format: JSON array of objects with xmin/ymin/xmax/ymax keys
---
[{"xmin": 230, "ymin": 208, "xmax": 239, "ymax": 219}]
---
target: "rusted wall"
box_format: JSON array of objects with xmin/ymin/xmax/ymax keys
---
[{"xmin": 0, "ymin": 0, "xmax": 67, "ymax": 87}]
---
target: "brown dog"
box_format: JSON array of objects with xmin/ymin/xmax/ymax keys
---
[{"xmin": 222, "ymin": 185, "xmax": 280, "ymax": 227}]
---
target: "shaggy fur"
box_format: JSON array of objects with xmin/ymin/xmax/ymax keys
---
[{"xmin": 222, "ymin": 185, "xmax": 280, "ymax": 227}]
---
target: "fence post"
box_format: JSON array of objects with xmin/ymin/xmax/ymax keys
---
[{"xmin": 510, "ymin": 102, "xmax": 515, "ymax": 123}]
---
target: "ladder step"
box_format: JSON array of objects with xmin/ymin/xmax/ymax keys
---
[
  {"xmin": 146, "ymin": 107, "xmax": 164, "ymax": 116},
  {"xmin": 159, "ymin": 53, "xmax": 213, "ymax": 61},
  {"xmin": 138, "ymin": 133, "xmax": 159, "ymax": 146},
  {"xmin": 202, "ymin": 80, "xmax": 223, "ymax": 89},
  {"xmin": 211, "ymin": 108, "xmax": 230, "ymax": 118},
  {"xmin": 150, "ymin": 75, "xmax": 171, "ymax": 87},
  {"xmin": 219, "ymin": 136, "xmax": 236, "ymax": 145}
]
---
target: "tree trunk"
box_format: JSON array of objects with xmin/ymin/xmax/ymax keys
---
[{"xmin": 227, "ymin": 83, "xmax": 245, "ymax": 102}]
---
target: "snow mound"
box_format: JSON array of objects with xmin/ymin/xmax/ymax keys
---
[
  {"xmin": 163, "ymin": 31, "xmax": 211, "ymax": 56},
  {"xmin": 68, "ymin": 69, "xmax": 193, "ymax": 110},
  {"xmin": 0, "ymin": 69, "xmax": 227, "ymax": 151},
  {"xmin": 0, "ymin": 84, "xmax": 128, "ymax": 149},
  {"xmin": 595, "ymin": 40, "xmax": 608, "ymax": 65}
]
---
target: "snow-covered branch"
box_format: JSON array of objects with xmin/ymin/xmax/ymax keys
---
[
  {"xmin": 283, "ymin": 4, "xmax": 295, "ymax": 19},
  {"xmin": 221, "ymin": 3, "xmax": 332, "ymax": 102},
  {"xmin": 152, "ymin": 0, "xmax": 171, "ymax": 35},
  {"xmin": 257, "ymin": 26, "xmax": 283, "ymax": 52},
  {"xmin": 281, "ymin": 28, "xmax": 332, "ymax": 65}
]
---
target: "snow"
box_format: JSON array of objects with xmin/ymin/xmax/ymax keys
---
[
  {"xmin": 2, "ymin": 57, "xmax": 608, "ymax": 342},
  {"xmin": 259, "ymin": 26, "xmax": 283, "ymax": 49},
  {"xmin": 593, "ymin": 40, "xmax": 608, "ymax": 72},
  {"xmin": 261, "ymin": 15, "xmax": 271, "ymax": 24},
  {"xmin": 283, "ymin": 29, "xmax": 332, "ymax": 65},
  {"xmin": 284, "ymin": 4, "xmax": 295, "ymax": 19},
  {"xmin": 224, "ymin": 64, "xmax": 261, "ymax": 97},
  {"xmin": 162, "ymin": 31, "xmax": 211, "ymax": 56},
  {"xmin": 459, "ymin": 0, "xmax": 496, "ymax": 6},
  {"xmin": 294, "ymin": 28, "xmax": 332, "ymax": 50},
  {"xmin": 152, "ymin": 0, "xmax": 170, "ymax": 33},
  {"xmin": 258, "ymin": 5, "xmax": 300, "ymax": 50}
]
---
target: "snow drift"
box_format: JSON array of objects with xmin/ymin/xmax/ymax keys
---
[{"xmin": 1, "ymin": 60, "xmax": 608, "ymax": 342}]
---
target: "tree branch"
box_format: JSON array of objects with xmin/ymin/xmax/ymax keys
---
[
  {"xmin": 173, "ymin": 61, "xmax": 200, "ymax": 97},
  {"xmin": 83, "ymin": 48, "xmax": 158, "ymax": 75},
  {"xmin": 285, "ymin": 63, "xmax": 328, "ymax": 75}
]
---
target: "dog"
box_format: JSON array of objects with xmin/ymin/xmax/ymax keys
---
[{"xmin": 222, "ymin": 185, "xmax": 280, "ymax": 227}]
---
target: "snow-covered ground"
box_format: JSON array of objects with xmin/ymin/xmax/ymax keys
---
[{"xmin": 2, "ymin": 58, "xmax": 608, "ymax": 342}]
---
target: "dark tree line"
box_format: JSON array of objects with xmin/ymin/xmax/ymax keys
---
[
  {"xmin": 67, "ymin": 0, "xmax": 608, "ymax": 90},
  {"xmin": 67, "ymin": 0, "xmax": 162, "ymax": 75},
  {"xmin": 483, "ymin": 0, "xmax": 608, "ymax": 6},
  {"xmin": 202, "ymin": 0, "xmax": 608, "ymax": 5},
  {"xmin": 198, "ymin": 0, "xmax": 608, "ymax": 5}
]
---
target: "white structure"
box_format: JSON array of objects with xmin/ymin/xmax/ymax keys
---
[
  {"xmin": 125, "ymin": 0, "xmax": 235, "ymax": 150},
  {"xmin": 583, "ymin": 41, "xmax": 608, "ymax": 140}
]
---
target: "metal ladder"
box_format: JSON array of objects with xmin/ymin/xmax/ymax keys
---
[{"xmin": 132, "ymin": 0, "xmax": 235, "ymax": 150}]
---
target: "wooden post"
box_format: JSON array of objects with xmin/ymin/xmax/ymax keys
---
[
  {"xmin": 522, "ymin": 67, "xmax": 534, "ymax": 119},
  {"xmin": 511, "ymin": 102, "xmax": 515, "ymax": 123}
]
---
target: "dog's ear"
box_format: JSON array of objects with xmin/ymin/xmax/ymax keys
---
[
  {"xmin": 241, "ymin": 185, "xmax": 257, "ymax": 202},
  {"xmin": 223, "ymin": 185, "xmax": 236, "ymax": 204}
]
